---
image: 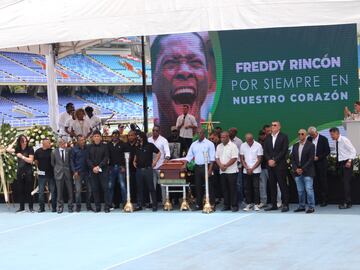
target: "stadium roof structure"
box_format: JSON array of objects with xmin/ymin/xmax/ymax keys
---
[
  {"xmin": 0, "ymin": 0, "xmax": 359, "ymax": 50},
  {"xmin": 0, "ymin": 0, "xmax": 359, "ymax": 131}
]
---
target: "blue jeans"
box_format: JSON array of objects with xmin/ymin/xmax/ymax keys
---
[
  {"xmin": 38, "ymin": 175, "xmax": 57, "ymax": 210},
  {"xmin": 108, "ymin": 165, "xmax": 127, "ymax": 204},
  {"xmin": 295, "ymin": 175, "xmax": 315, "ymax": 209}
]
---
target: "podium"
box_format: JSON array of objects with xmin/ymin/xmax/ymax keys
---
[{"xmin": 343, "ymin": 120, "xmax": 360, "ymax": 154}]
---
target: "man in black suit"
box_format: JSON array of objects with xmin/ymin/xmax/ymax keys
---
[
  {"xmin": 291, "ymin": 129, "xmax": 316, "ymax": 213},
  {"xmin": 87, "ymin": 130, "xmax": 110, "ymax": 213},
  {"xmin": 263, "ymin": 121, "xmax": 289, "ymax": 212},
  {"xmin": 307, "ymin": 126, "xmax": 330, "ymax": 206}
]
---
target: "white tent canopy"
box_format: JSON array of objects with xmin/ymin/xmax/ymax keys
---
[
  {"xmin": 0, "ymin": 0, "xmax": 360, "ymax": 50},
  {"xmin": 0, "ymin": 0, "xmax": 359, "ymax": 132}
]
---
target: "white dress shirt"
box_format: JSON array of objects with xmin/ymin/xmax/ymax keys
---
[
  {"xmin": 216, "ymin": 141, "xmax": 239, "ymax": 174},
  {"xmin": 58, "ymin": 112, "xmax": 72, "ymax": 135},
  {"xmin": 240, "ymin": 141, "xmax": 263, "ymax": 174},
  {"xmin": 148, "ymin": 135, "xmax": 170, "ymax": 169},
  {"xmin": 272, "ymin": 132, "xmax": 279, "ymax": 147},
  {"xmin": 336, "ymin": 135, "xmax": 356, "ymax": 162},
  {"xmin": 59, "ymin": 147, "xmax": 66, "ymax": 161},
  {"xmin": 186, "ymin": 138, "xmax": 215, "ymax": 165},
  {"xmin": 312, "ymin": 134, "xmax": 319, "ymax": 153},
  {"xmin": 176, "ymin": 114, "xmax": 197, "ymax": 139},
  {"xmin": 231, "ymin": 136, "xmax": 242, "ymax": 167}
]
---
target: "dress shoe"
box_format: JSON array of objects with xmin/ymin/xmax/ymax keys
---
[
  {"xmin": 38, "ymin": 208, "xmax": 45, "ymax": 213},
  {"xmin": 293, "ymin": 208, "xmax": 305, "ymax": 213},
  {"xmin": 145, "ymin": 203, "xmax": 152, "ymax": 209},
  {"xmin": 51, "ymin": 208, "xmax": 57, "ymax": 213},
  {"xmin": 306, "ymin": 208, "xmax": 315, "ymax": 214},
  {"xmin": 57, "ymin": 207, "xmax": 63, "ymax": 214},
  {"xmin": 15, "ymin": 208, "xmax": 25, "ymax": 213},
  {"xmin": 281, "ymin": 206, "xmax": 289, "ymax": 212},
  {"xmin": 320, "ymin": 202, "xmax": 328, "ymax": 207},
  {"xmin": 231, "ymin": 207, "xmax": 239, "ymax": 212},
  {"xmin": 264, "ymin": 206, "xmax": 278, "ymax": 211},
  {"xmin": 339, "ymin": 203, "xmax": 352, "ymax": 209},
  {"xmin": 134, "ymin": 206, "xmax": 143, "ymax": 211},
  {"xmin": 221, "ymin": 207, "xmax": 231, "ymax": 211}
]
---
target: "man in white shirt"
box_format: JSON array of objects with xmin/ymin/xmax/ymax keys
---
[
  {"xmin": 148, "ymin": 125, "xmax": 171, "ymax": 204},
  {"xmin": 85, "ymin": 106, "xmax": 101, "ymax": 131},
  {"xmin": 58, "ymin": 103, "xmax": 74, "ymax": 139},
  {"xmin": 216, "ymin": 132, "xmax": 239, "ymax": 212},
  {"xmin": 176, "ymin": 104, "xmax": 198, "ymax": 155},
  {"xmin": 240, "ymin": 133, "xmax": 263, "ymax": 211},
  {"xmin": 329, "ymin": 127, "xmax": 356, "ymax": 209},
  {"xmin": 185, "ymin": 128, "xmax": 216, "ymax": 210},
  {"xmin": 229, "ymin": 127, "xmax": 244, "ymax": 205},
  {"xmin": 64, "ymin": 111, "xmax": 76, "ymax": 139}
]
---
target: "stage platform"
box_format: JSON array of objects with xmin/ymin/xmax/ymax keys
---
[{"xmin": 0, "ymin": 204, "xmax": 359, "ymax": 270}]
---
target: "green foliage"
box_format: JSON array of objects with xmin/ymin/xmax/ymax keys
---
[
  {"xmin": 24, "ymin": 125, "xmax": 56, "ymax": 148},
  {"xmin": 0, "ymin": 123, "xmax": 17, "ymax": 183}
]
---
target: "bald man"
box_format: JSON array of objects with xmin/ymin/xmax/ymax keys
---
[{"xmin": 291, "ymin": 129, "xmax": 315, "ymax": 213}]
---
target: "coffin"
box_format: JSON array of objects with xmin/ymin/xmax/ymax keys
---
[{"xmin": 158, "ymin": 160, "xmax": 187, "ymax": 185}]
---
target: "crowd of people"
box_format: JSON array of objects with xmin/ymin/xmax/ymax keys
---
[{"xmin": 5, "ymin": 103, "xmax": 357, "ymax": 214}]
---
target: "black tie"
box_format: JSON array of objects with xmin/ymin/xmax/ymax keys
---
[
  {"xmin": 335, "ymin": 140, "xmax": 339, "ymax": 163},
  {"xmin": 61, "ymin": 150, "xmax": 65, "ymax": 162}
]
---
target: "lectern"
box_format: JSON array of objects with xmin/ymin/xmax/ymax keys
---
[{"xmin": 343, "ymin": 120, "xmax": 360, "ymax": 154}]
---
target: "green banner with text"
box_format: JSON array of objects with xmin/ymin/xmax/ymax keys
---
[{"xmin": 151, "ymin": 24, "xmax": 358, "ymax": 142}]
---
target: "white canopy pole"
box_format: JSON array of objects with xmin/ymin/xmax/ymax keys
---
[{"xmin": 45, "ymin": 44, "xmax": 59, "ymax": 132}]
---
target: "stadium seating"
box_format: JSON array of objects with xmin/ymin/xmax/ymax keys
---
[
  {"xmin": 58, "ymin": 54, "xmax": 127, "ymax": 83},
  {"xmin": 0, "ymin": 54, "xmax": 46, "ymax": 82},
  {"xmin": 0, "ymin": 70, "xmax": 21, "ymax": 83},
  {"xmin": 0, "ymin": 51, "xmax": 153, "ymax": 84},
  {"xmin": 120, "ymin": 92, "xmax": 153, "ymax": 109},
  {"xmin": 78, "ymin": 92, "xmax": 150, "ymax": 120}
]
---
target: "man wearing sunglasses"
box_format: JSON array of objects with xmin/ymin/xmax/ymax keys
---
[
  {"xmin": 263, "ymin": 121, "xmax": 289, "ymax": 212},
  {"xmin": 291, "ymin": 129, "xmax": 316, "ymax": 213}
]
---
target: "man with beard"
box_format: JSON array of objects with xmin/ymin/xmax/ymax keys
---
[{"xmin": 152, "ymin": 33, "xmax": 210, "ymax": 139}]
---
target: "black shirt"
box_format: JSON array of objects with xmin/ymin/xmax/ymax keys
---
[
  {"xmin": 126, "ymin": 142, "xmax": 137, "ymax": 172},
  {"xmin": 108, "ymin": 141, "xmax": 129, "ymax": 167},
  {"xmin": 15, "ymin": 146, "xmax": 34, "ymax": 172},
  {"xmin": 34, "ymin": 148, "xmax": 53, "ymax": 177},
  {"xmin": 86, "ymin": 142, "xmax": 109, "ymax": 170},
  {"xmin": 135, "ymin": 143, "xmax": 159, "ymax": 168}
]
